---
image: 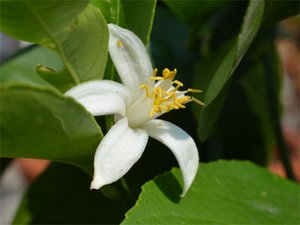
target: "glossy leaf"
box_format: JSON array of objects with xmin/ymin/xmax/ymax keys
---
[
  {"xmin": 0, "ymin": 46, "xmax": 62, "ymax": 88},
  {"xmin": 36, "ymin": 65, "xmax": 74, "ymax": 93},
  {"xmin": 0, "ymin": 0, "xmax": 89, "ymax": 44},
  {"xmin": 13, "ymin": 162, "xmax": 129, "ymax": 224},
  {"xmin": 123, "ymin": 161, "xmax": 299, "ymax": 224},
  {"xmin": 92, "ymin": 0, "xmax": 156, "ymax": 44},
  {"xmin": 92, "ymin": 0, "xmax": 156, "ymax": 81},
  {"xmin": 121, "ymin": 0, "xmax": 157, "ymax": 45},
  {"xmin": 196, "ymin": 0, "xmax": 265, "ymax": 141},
  {"xmin": 204, "ymin": 0, "xmax": 264, "ymax": 106},
  {"xmin": 56, "ymin": 4, "xmax": 108, "ymax": 83},
  {"xmin": 0, "ymin": 83, "xmax": 102, "ymax": 174},
  {"xmin": 1, "ymin": 2, "xmax": 109, "ymax": 87}
]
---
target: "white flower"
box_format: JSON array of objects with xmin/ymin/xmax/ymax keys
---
[{"xmin": 65, "ymin": 24, "xmax": 204, "ymax": 197}]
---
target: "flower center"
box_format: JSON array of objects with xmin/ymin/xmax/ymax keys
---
[{"xmin": 140, "ymin": 68, "xmax": 205, "ymax": 118}]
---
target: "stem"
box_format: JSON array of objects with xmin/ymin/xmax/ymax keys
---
[{"xmin": 263, "ymin": 53, "xmax": 296, "ymax": 181}]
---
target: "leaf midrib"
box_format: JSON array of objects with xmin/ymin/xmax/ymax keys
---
[{"xmin": 25, "ymin": 1, "xmax": 81, "ymax": 84}]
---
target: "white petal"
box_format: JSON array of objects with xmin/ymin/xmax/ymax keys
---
[
  {"xmin": 65, "ymin": 80, "xmax": 131, "ymax": 117},
  {"xmin": 155, "ymin": 79, "xmax": 172, "ymax": 91},
  {"xmin": 108, "ymin": 24, "xmax": 154, "ymax": 100},
  {"xmin": 91, "ymin": 117, "xmax": 148, "ymax": 189},
  {"xmin": 127, "ymin": 94, "xmax": 153, "ymax": 128},
  {"xmin": 141, "ymin": 119, "xmax": 199, "ymax": 197}
]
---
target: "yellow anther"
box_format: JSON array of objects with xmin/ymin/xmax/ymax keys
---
[
  {"xmin": 117, "ymin": 40, "xmax": 123, "ymax": 47},
  {"xmin": 175, "ymin": 100, "xmax": 186, "ymax": 108},
  {"xmin": 168, "ymin": 104, "xmax": 179, "ymax": 110},
  {"xmin": 162, "ymin": 68, "xmax": 170, "ymax": 77},
  {"xmin": 140, "ymin": 68, "xmax": 204, "ymax": 118},
  {"xmin": 191, "ymin": 97, "xmax": 205, "ymax": 106},
  {"xmin": 188, "ymin": 88, "xmax": 203, "ymax": 93},
  {"xmin": 177, "ymin": 96, "xmax": 188, "ymax": 104},
  {"xmin": 174, "ymin": 80, "xmax": 183, "ymax": 87},
  {"xmin": 159, "ymin": 105, "xmax": 168, "ymax": 111},
  {"xmin": 140, "ymin": 84, "xmax": 151, "ymax": 97},
  {"xmin": 162, "ymin": 68, "xmax": 177, "ymax": 80},
  {"xmin": 173, "ymin": 68, "xmax": 177, "ymax": 76}
]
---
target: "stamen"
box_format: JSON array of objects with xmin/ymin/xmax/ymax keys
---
[
  {"xmin": 149, "ymin": 76, "xmax": 164, "ymax": 81},
  {"xmin": 188, "ymin": 88, "xmax": 203, "ymax": 93},
  {"xmin": 140, "ymin": 84, "xmax": 151, "ymax": 97},
  {"xmin": 160, "ymin": 105, "xmax": 168, "ymax": 111},
  {"xmin": 191, "ymin": 97, "xmax": 205, "ymax": 106},
  {"xmin": 157, "ymin": 86, "xmax": 163, "ymax": 99},
  {"xmin": 140, "ymin": 68, "xmax": 204, "ymax": 118},
  {"xmin": 173, "ymin": 80, "xmax": 183, "ymax": 87},
  {"xmin": 153, "ymin": 68, "xmax": 158, "ymax": 77},
  {"xmin": 162, "ymin": 68, "xmax": 170, "ymax": 78},
  {"xmin": 162, "ymin": 68, "xmax": 177, "ymax": 80}
]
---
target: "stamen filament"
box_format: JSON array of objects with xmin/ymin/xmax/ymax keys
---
[
  {"xmin": 141, "ymin": 68, "xmax": 204, "ymax": 118},
  {"xmin": 150, "ymin": 76, "xmax": 164, "ymax": 81},
  {"xmin": 140, "ymin": 84, "xmax": 151, "ymax": 97}
]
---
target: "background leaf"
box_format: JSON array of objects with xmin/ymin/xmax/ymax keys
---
[
  {"xmin": 1, "ymin": 2, "xmax": 109, "ymax": 87},
  {"xmin": 163, "ymin": 0, "xmax": 229, "ymax": 24},
  {"xmin": 0, "ymin": 0, "xmax": 89, "ymax": 44},
  {"xmin": 194, "ymin": 0, "xmax": 265, "ymax": 141},
  {"xmin": 92, "ymin": 0, "xmax": 157, "ymax": 81},
  {"xmin": 204, "ymin": 0, "xmax": 264, "ymax": 106},
  {"xmin": 13, "ymin": 162, "xmax": 130, "ymax": 224},
  {"xmin": 92, "ymin": 0, "xmax": 156, "ymax": 44},
  {"xmin": 0, "ymin": 83, "xmax": 102, "ymax": 174},
  {"xmin": 263, "ymin": 0, "xmax": 300, "ymax": 24},
  {"xmin": 36, "ymin": 65, "xmax": 74, "ymax": 93},
  {"xmin": 122, "ymin": 161, "xmax": 299, "ymax": 224},
  {"xmin": 0, "ymin": 46, "xmax": 62, "ymax": 88}
]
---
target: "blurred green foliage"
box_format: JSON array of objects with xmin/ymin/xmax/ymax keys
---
[{"xmin": 0, "ymin": 0, "xmax": 299, "ymax": 224}]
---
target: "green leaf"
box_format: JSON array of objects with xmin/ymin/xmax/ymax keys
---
[
  {"xmin": 92, "ymin": 0, "xmax": 123, "ymax": 25},
  {"xmin": 0, "ymin": 46, "xmax": 62, "ymax": 88},
  {"xmin": 237, "ymin": 42, "xmax": 279, "ymax": 163},
  {"xmin": 92, "ymin": 0, "xmax": 156, "ymax": 44},
  {"xmin": 92, "ymin": 0, "xmax": 156, "ymax": 81},
  {"xmin": 0, "ymin": 0, "xmax": 89, "ymax": 44},
  {"xmin": 1, "ymin": 1, "xmax": 109, "ymax": 86},
  {"xmin": 196, "ymin": 0, "xmax": 265, "ymax": 141},
  {"xmin": 13, "ymin": 162, "xmax": 130, "ymax": 224},
  {"xmin": 204, "ymin": 0, "xmax": 264, "ymax": 106},
  {"xmin": 121, "ymin": 0, "xmax": 157, "ymax": 45},
  {"xmin": 57, "ymin": 4, "xmax": 108, "ymax": 82},
  {"xmin": 0, "ymin": 83, "xmax": 102, "ymax": 174},
  {"xmin": 36, "ymin": 65, "xmax": 74, "ymax": 92},
  {"xmin": 163, "ymin": 0, "xmax": 229, "ymax": 24},
  {"xmin": 122, "ymin": 161, "xmax": 299, "ymax": 224}
]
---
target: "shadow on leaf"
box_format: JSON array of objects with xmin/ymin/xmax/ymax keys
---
[{"xmin": 154, "ymin": 171, "xmax": 181, "ymax": 203}]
